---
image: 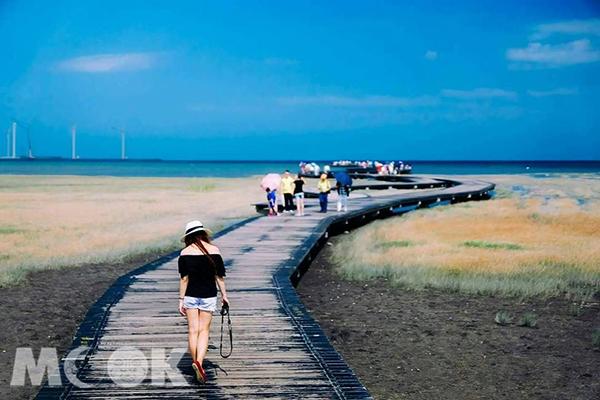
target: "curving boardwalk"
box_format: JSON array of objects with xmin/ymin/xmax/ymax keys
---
[{"xmin": 37, "ymin": 176, "xmax": 494, "ymax": 399}]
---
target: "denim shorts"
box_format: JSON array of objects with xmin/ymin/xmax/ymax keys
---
[
  {"xmin": 183, "ymin": 296, "xmax": 217, "ymax": 312},
  {"xmin": 294, "ymin": 192, "xmax": 304, "ymax": 199}
]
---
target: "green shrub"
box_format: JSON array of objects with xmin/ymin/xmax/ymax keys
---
[
  {"xmin": 569, "ymin": 303, "xmax": 582, "ymax": 316},
  {"xmin": 462, "ymin": 241, "xmax": 523, "ymax": 250},
  {"xmin": 527, "ymin": 213, "xmax": 541, "ymax": 222},
  {"xmin": 519, "ymin": 312, "xmax": 538, "ymax": 328},
  {"xmin": 199, "ymin": 182, "xmax": 217, "ymax": 192},
  {"xmin": 188, "ymin": 180, "xmax": 217, "ymax": 193},
  {"xmin": 494, "ymin": 311, "xmax": 513, "ymax": 326},
  {"xmin": 378, "ymin": 240, "xmax": 414, "ymax": 249},
  {"xmin": 0, "ymin": 227, "xmax": 25, "ymax": 235}
]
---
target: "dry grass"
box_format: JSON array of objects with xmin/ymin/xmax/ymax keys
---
[
  {"xmin": 332, "ymin": 174, "xmax": 600, "ymax": 299},
  {"xmin": 0, "ymin": 175, "xmax": 265, "ymax": 286}
]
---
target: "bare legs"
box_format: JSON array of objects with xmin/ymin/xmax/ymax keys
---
[
  {"xmin": 186, "ymin": 309, "xmax": 213, "ymax": 365},
  {"xmin": 186, "ymin": 309, "xmax": 199, "ymax": 361},
  {"xmin": 196, "ymin": 311, "xmax": 213, "ymax": 365},
  {"xmin": 296, "ymin": 196, "xmax": 305, "ymax": 216}
]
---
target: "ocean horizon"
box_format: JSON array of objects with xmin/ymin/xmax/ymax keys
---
[{"xmin": 0, "ymin": 159, "xmax": 599, "ymax": 178}]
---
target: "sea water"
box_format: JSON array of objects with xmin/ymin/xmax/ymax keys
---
[{"xmin": 0, "ymin": 159, "xmax": 598, "ymax": 178}]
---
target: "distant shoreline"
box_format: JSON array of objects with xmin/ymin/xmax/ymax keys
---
[
  {"xmin": 1, "ymin": 157, "xmax": 599, "ymax": 163},
  {"xmin": 1, "ymin": 160, "xmax": 599, "ymax": 178}
]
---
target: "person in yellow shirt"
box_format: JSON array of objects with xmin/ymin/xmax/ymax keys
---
[
  {"xmin": 280, "ymin": 170, "xmax": 296, "ymax": 213},
  {"xmin": 317, "ymin": 173, "xmax": 331, "ymax": 213}
]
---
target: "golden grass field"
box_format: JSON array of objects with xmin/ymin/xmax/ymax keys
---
[
  {"xmin": 0, "ymin": 175, "xmax": 265, "ymax": 286},
  {"xmin": 3, "ymin": 172, "xmax": 599, "ymax": 298},
  {"xmin": 332, "ymin": 174, "xmax": 600, "ymax": 299}
]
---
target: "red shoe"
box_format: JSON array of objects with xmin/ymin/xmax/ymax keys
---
[{"xmin": 192, "ymin": 360, "xmax": 206, "ymax": 384}]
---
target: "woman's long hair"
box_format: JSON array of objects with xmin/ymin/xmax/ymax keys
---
[{"xmin": 185, "ymin": 230, "xmax": 217, "ymax": 274}]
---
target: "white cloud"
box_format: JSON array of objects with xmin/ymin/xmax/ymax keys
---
[
  {"xmin": 530, "ymin": 19, "xmax": 600, "ymax": 40},
  {"xmin": 187, "ymin": 103, "xmax": 260, "ymax": 113},
  {"xmin": 439, "ymin": 104, "xmax": 525, "ymax": 122},
  {"xmin": 425, "ymin": 50, "xmax": 438, "ymax": 60},
  {"xmin": 441, "ymin": 88, "xmax": 517, "ymax": 100},
  {"xmin": 278, "ymin": 90, "xmax": 519, "ymax": 111},
  {"xmin": 277, "ymin": 95, "xmax": 439, "ymax": 107},
  {"xmin": 264, "ymin": 58, "xmax": 299, "ymax": 66},
  {"xmin": 527, "ymin": 87, "xmax": 579, "ymax": 97},
  {"xmin": 58, "ymin": 53, "xmax": 159, "ymax": 73},
  {"xmin": 507, "ymin": 39, "xmax": 600, "ymax": 68}
]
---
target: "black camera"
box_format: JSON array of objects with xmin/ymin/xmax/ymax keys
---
[{"xmin": 220, "ymin": 300, "xmax": 229, "ymax": 316}]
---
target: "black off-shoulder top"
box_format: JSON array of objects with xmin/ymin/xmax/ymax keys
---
[{"xmin": 178, "ymin": 254, "xmax": 226, "ymax": 298}]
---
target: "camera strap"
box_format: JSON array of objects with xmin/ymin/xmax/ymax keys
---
[{"xmin": 220, "ymin": 306, "xmax": 233, "ymax": 358}]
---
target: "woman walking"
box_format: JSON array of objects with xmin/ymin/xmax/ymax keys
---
[
  {"xmin": 293, "ymin": 174, "xmax": 306, "ymax": 216},
  {"xmin": 178, "ymin": 220, "xmax": 229, "ymax": 384},
  {"xmin": 317, "ymin": 173, "xmax": 331, "ymax": 213}
]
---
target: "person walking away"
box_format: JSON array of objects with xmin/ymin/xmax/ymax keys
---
[
  {"xmin": 293, "ymin": 174, "xmax": 306, "ymax": 216},
  {"xmin": 178, "ymin": 221, "xmax": 229, "ymax": 384},
  {"xmin": 281, "ymin": 170, "xmax": 295, "ymax": 213},
  {"xmin": 336, "ymin": 181, "xmax": 349, "ymax": 212},
  {"xmin": 266, "ymin": 188, "xmax": 278, "ymax": 216},
  {"xmin": 317, "ymin": 173, "xmax": 331, "ymax": 213}
]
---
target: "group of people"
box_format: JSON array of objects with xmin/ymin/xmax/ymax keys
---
[
  {"xmin": 301, "ymin": 160, "xmax": 412, "ymax": 177},
  {"xmin": 334, "ymin": 159, "xmax": 412, "ymax": 175},
  {"xmin": 373, "ymin": 160, "xmax": 412, "ymax": 175},
  {"xmin": 298, "ymin": 162, "xmax": 335, "ymax": 176},
  {"xmin": 266, "ymin": 170, "xmax": 307, "ymax": 216},
  {"xmin": 267, "ymin": 170, "xmax": 351, "ymax": 216},
  {"xmin": 298, "ymin": 162, "xmax": 321, "ymax": 176}
]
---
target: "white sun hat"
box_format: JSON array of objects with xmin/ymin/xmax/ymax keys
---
[{"xmin": 180, "ymin": 220, "xmax": 213, "ymax": 242}]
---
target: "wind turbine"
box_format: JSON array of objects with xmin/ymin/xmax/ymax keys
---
[
  {"xmin": 8, "ymin": 119, "xmax": 35, "ymax": 159},
  {"xmin": 72, "ymin": 125, "xmax": 77, "ymax": 159},
  {"xmin": 11, "ymin": 121, "xmax": 16, "ymax": 158},
  {"xmin": 13, "ymin": 120, "xmax": 34, "ymax": 159},
  {"xmin": 111, "ymin": 126, "xmax": 126, "ymax": 160}
]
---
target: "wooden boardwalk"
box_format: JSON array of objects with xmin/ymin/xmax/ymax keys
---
[{"xmin": 37, "ymin": 176, "xmax": 494, "ymax": 399}]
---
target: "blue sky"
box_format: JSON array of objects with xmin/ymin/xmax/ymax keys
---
[{"xmin": 1, "ymin": 0, "xmax": 599, "ymax": 160}]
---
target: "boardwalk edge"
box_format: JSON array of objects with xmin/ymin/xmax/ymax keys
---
[{"xmin": 273, "ymin": 177, "xmax": 495, "ymax": 399}]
